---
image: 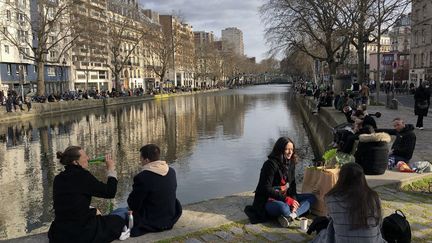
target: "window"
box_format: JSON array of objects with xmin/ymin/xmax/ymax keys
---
[
  {"xmin": 7, "ymin": 64, "xmax": 12, "ymax": 75},
  {"xmin": 98, "ymin": 71, "xmax": 106, "ymax": 79},
  {"xmin": 430, "ymin": 52, "xmax": 432, "ymax": 66},
  {"xmin": 47, "ymin": 67, "xmax": 56, "ymax": 76},
  {"xmin": 413, "ymin": 54, "xmax": 417, "ymax": 68},
  {"xmin": 6, "ymin": 10, "xmax": 11, "ymax": 20},
  {"xmin": 421, "ymin": 53, "xmax": 424, "ymax": 67},
  {"xmin": 422, "ymin": 30, "xmax": 425, "ymax": 44},
  {"xmin": 4, "ymin": 45, "xmax": 9, "ymax": 54}
]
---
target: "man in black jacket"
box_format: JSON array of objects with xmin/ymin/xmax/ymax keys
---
[
  {"xmin": 379, "ymin": 118, "xmax": 416, "ymax": 167},
  {"xmin": 127, "ymin": 144, "xmax": 182, "ymax": 237}
]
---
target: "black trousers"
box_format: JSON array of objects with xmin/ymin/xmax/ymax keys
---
[{"xmin": 416, "ymin": 115, "xmax": 424, "ymax": 128}]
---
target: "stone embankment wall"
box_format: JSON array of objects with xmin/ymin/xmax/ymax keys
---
[
  {"xmin": 0, "ymin": 89, "xmax": 225, "ymax": 123},
  {"xmin": 295, "ymin": 95, "xmax": 346, "ymax": 157}
]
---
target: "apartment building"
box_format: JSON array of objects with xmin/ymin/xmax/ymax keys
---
[
  {"xmin": 221, "ymin": 27, "xmax": 244, "ymax": 56},
  {"xmin": 71, "ymin": 0, "xmax": 110, "ymax": 91},
  {"xmin": 159, "ymin": 15, "xmax": 195, "ymax": 87},
  {"xmin": 0, "ymin": 0, "xmax": 72, "ymax": 94},
  {"xmin": 410, "ymin": 0, "xmax": 432, "ymax": 85}
]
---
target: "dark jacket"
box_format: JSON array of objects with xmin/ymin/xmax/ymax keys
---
[
  {"xmin": 378, "ymin": 124, "xmax": 416, "ymax": 160},
  {"xmin": 248, "ymin": 155, "xmax": 296, "ymax": 223},
  {"xmin": 414, "ymin": 86, "xmax": 430, "ymax": 116},
  {"xmin": 127, "ymin": 166, "xmax": 182, "ymax": 237},
  {"xmin": 363, "ymin": 115, "xmax": 377, "ymax": 129},
  {"xmin": 355, "ymin": 132, "xmax": 391, "ymax": 175},
  {"xmin": 48, "ymin": 165, "xmax": 123, "ymax": 243}
]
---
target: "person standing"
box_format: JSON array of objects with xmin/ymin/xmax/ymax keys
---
[
  {"xmin": 48, "ymin": 146, "xmax": 124, "ymax": 243},
  {"xmin": 248, "ymin": 137, "xmax": 316, "ymax": 227},
  {"xmin": 360, "ymin": 83, "xmax": 370, "ymax": 105},
  {"xmin": 414, "ymin": 82, "xmax": 430, "ymax": 130}
]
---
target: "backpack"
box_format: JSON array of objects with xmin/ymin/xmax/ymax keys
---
[{"xmin": 381, "ymin": 210, "xmax": 411, "ymax": 243}]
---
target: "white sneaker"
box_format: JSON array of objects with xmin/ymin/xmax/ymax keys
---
[
  {"xmin": 419, "ymin": 127, "xmax": 424, "ymax": 130},
  {"xmin": 278, "ymin": 215, "xmax": 293, "ymax": 228},
  {"xmin": 289, "ymin": 212, "xmax": 298, "ymax": 220}
]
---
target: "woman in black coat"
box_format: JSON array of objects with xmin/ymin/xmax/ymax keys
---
[
  {"xmin": 414, "ymin": 83, "xmax": 431, "ymax": 129},
  {"xmin": 249, "ymin": 137, "xmax": 316, "ymax": 227},
  {"xmin": 48, "ymin": 146, "xmax": 124, "ymax": 243},
  {"xmin": 355, "ymin": 126, "xmax": 391, "ymax": 175}
]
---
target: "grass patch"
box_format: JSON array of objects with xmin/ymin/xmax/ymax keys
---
[{"xmin": 401, "ymin": 177, "xmax": 432, "ymax": 194}]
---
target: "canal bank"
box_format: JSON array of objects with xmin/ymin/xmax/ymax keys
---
[
  {"xmin": 6, "ymin": 89, "xmax": 432, "ymax": 243},
  {"xmin": 0, "ymin": 89, "xmax": 224, "ymax": 123}
]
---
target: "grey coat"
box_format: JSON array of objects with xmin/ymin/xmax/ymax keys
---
[{"xmin": 312, "ymin": 195, "xmax": 386, "ymax": 243}]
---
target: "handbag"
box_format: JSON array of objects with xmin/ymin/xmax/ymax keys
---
[{"xmin": 417, "ymin": 100, "xmax": 429, "ymax": 109}]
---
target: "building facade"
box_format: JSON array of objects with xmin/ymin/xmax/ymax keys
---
[
  {"xmin": 410, "ymin": 0, "xmax": 432, "ymax": 85},
  {"xmin": 160, "ymin": 15, "xmax": 195, "ymax": 88},
  {"xmin": 71, "ymin": 0, "xmax": 110, "ymax": 91},
  {"xmin": 221, "ymin": 27, "xmax": 244, "ymax": 56},
  {"xmin": 0, "ymin": 0, "xmax": 71, "ymax": 95}
]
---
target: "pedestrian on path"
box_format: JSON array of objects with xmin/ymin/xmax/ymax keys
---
[
  {"xmin": 414, "ymin": 82, "xmax": 430, "ymax": 130},
  {"xmin": 246, "ymin": 137, "xmax": 316, "ymax": 227},
  {"xmin": 311, "ymin": 163, "xmax": 385, "ymax": 243}
]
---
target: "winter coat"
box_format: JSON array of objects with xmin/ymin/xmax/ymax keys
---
[
  {"xmin": 48, "ymin": 165, "xmax": 124, "ymax": 243},
  {"xmin": 312, "ymin": 195, "xmax": 385, "ymax": 243},
  {"xmin": 355, "ymin": 132, "xmax": 391, "ymax": 175},
  {"xmin": 248, "ymin": 155, "xmax": 297, "ymax": 222},
  {"xmin": 127, "ymin": 161, "xmax": 182, "ymax": 237},
  {"xmin": 379, "ymin": 125, "xmax": 416, "ymax": 160},
  {"xmin": 414, "ymin": 86, "xmax": 430, "ymax": 116}
]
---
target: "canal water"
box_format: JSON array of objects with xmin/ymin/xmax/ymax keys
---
[{"xmin": 0, "ymin": 84, "xmax": 315, "ymax": 240}]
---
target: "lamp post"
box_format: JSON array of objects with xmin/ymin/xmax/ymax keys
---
[{"xmin": 363, "ymin": 34, "xmax": 371, "ymax": 84}]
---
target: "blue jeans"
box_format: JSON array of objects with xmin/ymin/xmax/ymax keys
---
[
  {"xmin": 265, "ymin": 193, "xmax": 316, "ymax": 218},
  {"xmin": 110, "ymin": 207, "xmax": 129, "ymax": 221},
  {"xmin": 389, "ymin": 154, "xmax": 409, "ymax": 168}
]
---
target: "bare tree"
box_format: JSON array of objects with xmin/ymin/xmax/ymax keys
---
[
  {"xmin": 261, "ymin": 0, "xmax": 353, "ymax": 80},
  {"xmin": 144, "ymin": 15, "xmax": 185, "ymax": 90},
  {"xmin": 106, "ymin": 0, "xmax": 149, "ymax": 91},
  {"xmin": 0, "ymin": 0, "xmax": 80, "ymax": 96},
  {"xmin": 280, "ymin": 49, "xmax": 314, "ymax": 81},
  {"xmin": 338, "ymin": 0, "xmax": 410, "ymax": 84}
]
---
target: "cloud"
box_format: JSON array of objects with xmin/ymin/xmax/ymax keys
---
[{"xmin": 139, "ymin": 0, "xmax": 269, "ymax": 62}]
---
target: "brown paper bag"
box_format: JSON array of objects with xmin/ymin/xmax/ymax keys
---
[{"xmin": 302, "ymin": 167, "xmax": 339, "ymax": 216}]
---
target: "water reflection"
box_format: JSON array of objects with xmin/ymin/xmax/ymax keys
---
[{"xmin": 0, "ymin": 85, "xmax": 315, "ymax": 240}]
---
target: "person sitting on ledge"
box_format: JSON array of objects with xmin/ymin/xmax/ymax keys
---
[
  {"xmin": 245, "ymin": 137, "xmax": 316, "ymax": 227},
  {"xmin": 354, "ymin": 125, "xmax": 391, "ymax": 175},
  {"xmin": 48, "ymin": 146, "xmax": 124, "ymax": 243},
  {"xmin": 377, "ymin": 118, "xmax": 416, "ymax": 167},
  {"xmin": 310, "ymin": 163, "xmax": 385, "ymax": 243},
  {"xmin": 126, "ymin": 144, "xmax": 182, "ymax": 237}
]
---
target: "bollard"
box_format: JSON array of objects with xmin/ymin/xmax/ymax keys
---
[{"xmin": 390, "ymin": 99, "xmax": 398, "ymax": 110}]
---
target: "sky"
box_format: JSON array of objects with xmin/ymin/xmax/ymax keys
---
[{"xmin": 140, "ymin": 0, "xmax": 268, "ymax": 62}]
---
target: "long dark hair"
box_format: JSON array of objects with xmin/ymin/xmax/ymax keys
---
[
  {"xmin": 56, "ymin": 146, "xmax": 82, "ymax": 166},
  {"xmin": 326, "ymin": 163, "xmax": 381, "ymax": 229},
  {"xmin": 268, "ymin": 137, "xmax": 297, "ymax": 164}
]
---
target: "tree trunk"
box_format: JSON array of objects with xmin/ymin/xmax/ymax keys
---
[
  {"xmin": 114, "ymin": 73, "xmax": 119, "ymax": 91},
  {"xmin": 357, "ymin": 40, "xmax": 365, "ymax": 84},
  {"xmin": 37, "ymin": 61, "xmax": 45, "ymax": 96}
]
